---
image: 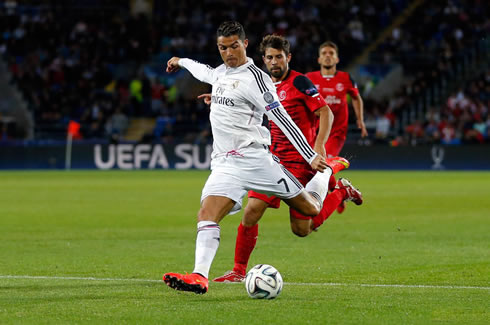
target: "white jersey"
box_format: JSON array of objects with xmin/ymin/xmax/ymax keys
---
[{"xmin": 178, "ymin": 57, "xmax": 318, "ymax": 164}]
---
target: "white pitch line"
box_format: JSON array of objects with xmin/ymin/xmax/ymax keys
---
[
  {"xmin": 0, "ymin": 275, "xmax": 488, "ymax": 290},
  {"xmin": 0, "ymin": 275, "xmax": 161, "ymax": 283}
]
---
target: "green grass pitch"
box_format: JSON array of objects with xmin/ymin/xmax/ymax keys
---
[{"xmin": 0, "ymin": 170, "xmax": 489, "ymax": 324}]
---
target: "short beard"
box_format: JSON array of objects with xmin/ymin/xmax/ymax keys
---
[
  {"xmin": 270, "ymin": 68, "xmax": 285, "ymax": 79},
  {"xmin": 322, "ymin": 65, "xmax": 334, "ymax": 70}
]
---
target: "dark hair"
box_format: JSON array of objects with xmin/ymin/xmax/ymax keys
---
[
  {"xmin": 217, "ymin": 21, "xmax": 246, "ymax": 40},
  {"xmin": 319, "ymin": 41, "xmax": 339, "ymax": 55},
  {"xmin": 259, "ymin": 34, "xmax": 290, "ymax": 56}
]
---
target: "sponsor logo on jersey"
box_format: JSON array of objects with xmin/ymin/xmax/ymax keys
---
[
  {"xmin": 322, "ymin": 88, "xmax": 335, "ymax": 93},
  {"xmin": 216, "ymin": 87, "xmax": 226, "ymax": 95},
  {"xmin": 211, "ymin": 96, "xmax": 235, "ymax": 106},
  {"xmin": 279, "ymin": 90, "xmax": 287, "ymax": 101},
  {"xmin": 263, "ymin": 91, "xmax": 274, "ymax": 103},
  {"xmin": 335, "ymin": 83, "xmax": 344, "ymax": 92},
  {"xmin": 265, "ymin": 101, "xmax": 280, "ymax": 111},
  {"xmin": 305, "ymin": 87, "xmax": 318, "ymax": 95},
  {"xmin": 325, "ymin": 95, "xmax": 341, "ymax": 104}
]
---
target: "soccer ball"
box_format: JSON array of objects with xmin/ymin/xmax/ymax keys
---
[{"xmin": 245, "ymin": 264, "xmax": 283, "ymax": 299}]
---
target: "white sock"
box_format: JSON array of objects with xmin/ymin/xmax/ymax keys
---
[
  {"xmin": 305, "ymin": 167, "xmax": 333, "ymax": 208},
  {"xmin": 192, "ymin": 221, "xmax": 220, "ymax": 278}
]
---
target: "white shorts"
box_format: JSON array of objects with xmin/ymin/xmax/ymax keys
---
[{"xmin": 201, "ymin": 144, "xmax": 304, "ymax": 214}]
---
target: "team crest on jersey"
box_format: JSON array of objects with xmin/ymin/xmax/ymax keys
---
[
  {"xmin": 265, "ymin": 101, "xmax": 280, "ymax": 111},
  {"xmin": 278, "ymin": 90, "xmax": 287, "ymax": 101},
  {"xmin": 232, "ymin": 80, "xmax": 240, "ymax": 89},
  {"xmin": 335, "ymin": 83, "xmax": 344, "ymax": 92},
  {"xmin": 263, "ymin": 91, "xmax": 274, "ymax": 104}
]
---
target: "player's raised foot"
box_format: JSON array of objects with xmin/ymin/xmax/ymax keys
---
[
  {"xmin": 336, "ymin": 201, "xmax": 346, "ymax": 214},
  {"xmin": 325, "ymin": 157, "xmax": 350, "ymax": 174},
  {"xmin": 335, "ymin": 178, "xmax": 363, "ymax": 205},
  {"xmin": 213, "ymin": 270, "xmax": 246, "ymax": 283},
  {"xmin": 163, "ymin": 272, "xmax": 208, "ymax": 294}
]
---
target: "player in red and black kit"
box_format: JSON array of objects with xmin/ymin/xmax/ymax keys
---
[
  {"xmin": 306, "ymin": 41, "xmax": 368, "ymax": 213},
  {"xmin": 212, "ymin": 35, "xmax": 363, "ymax": 283}
]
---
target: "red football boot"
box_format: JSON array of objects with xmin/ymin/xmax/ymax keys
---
[
  {"xmin": 163, "ymin": 272, "xmax": 209, "ymax": 294},
  {"xmin": 213, "ymin": 270, "xmax": 246, "ymax": 283},
  {"xmin": 335, "ymin": 178, "xmax": 363, "ymax": 205},
  {"xmin": 325, "ymin": 157, "xmax": 350, "ymax": 174}
]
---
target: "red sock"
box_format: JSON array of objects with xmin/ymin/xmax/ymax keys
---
[
  {"xmin": 233, "ymin": 223, "xmax": 258, "ymax": 276},
  {"xmin": 328, "ymin": 174, "xmax": 337, "ymax": 191},
  {"xmin": 312, "ymin": 189, "xmax": 346, "ymax": 229}
]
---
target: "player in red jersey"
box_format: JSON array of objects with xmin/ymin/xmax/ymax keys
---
[
  {"xmin": 212, "ymin": 35, "xmax": 363, "ymax": 283},
  {"xmin": 306, "ymin": 41, "xmax": 368, "ymax": 214},
  {"xmin": 306, "ymin": 41, "xmax": 368, "ymax": 156}
]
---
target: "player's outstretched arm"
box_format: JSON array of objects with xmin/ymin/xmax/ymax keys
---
[{"xmin": 167, "ymin": 58, "xmax": 217, "ymax": 85}]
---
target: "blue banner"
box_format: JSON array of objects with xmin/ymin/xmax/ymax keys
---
[{"xmin": 0, "ymin": 142, "xmax": 489, "ymax": 170}]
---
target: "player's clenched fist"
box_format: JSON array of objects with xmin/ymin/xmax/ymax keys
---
[{"xmin": 166, "ymin": 57, "xmax": 181, "ymax": 73}]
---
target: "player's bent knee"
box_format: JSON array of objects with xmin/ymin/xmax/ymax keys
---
[
  {"xmin": 301, "ymin": 203, "xmax": 320, "ymax": 217},
  {"xmin": 290, "ymin": 219, "xmax": 312, "ymax": 237},
  {"xmin": 285, "ymin": 194, "xmax": 320, "ymax": 216},
  {"xmin": 291, "ymin": 225, "xmax": 310, "ymax": 237}
]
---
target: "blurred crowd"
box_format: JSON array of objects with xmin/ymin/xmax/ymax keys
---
[
  {"xmin": 363, "ymin": 0, "xmax": 489, "ymax": 145},
  {"xmin": 0, "ymin": 0, "xmax": 488, "ymax": 146},
  {"xmin": 406, "ymin": 71, "xmax": 490, "ymax": 145},
  {"xmin": 0, "ymin": 0, "xmax": 405, "ymax": 142}
]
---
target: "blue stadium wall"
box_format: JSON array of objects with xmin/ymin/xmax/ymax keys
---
[{"xmin": 1, "ymin": 143, "xmax": 489, "ymax": 170}]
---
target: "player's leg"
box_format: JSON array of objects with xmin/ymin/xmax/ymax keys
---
[
  {"xmin": 164, "ymin": 169, "xmax": 247, "ymax": 294},
  {"xmin": 325, "ymin": 136, "xmax": 347, "ymax": 212},
  {"xmin": 163, "ymin": 195, "xmax": 235, "ymax": 294},
  {"xmin": 311, "ymin": 190, "xmax": 344, "ymax": 229},
  {"xmin": 284, "ymin": 156, "xmax": 349, "ymax": 216},
  {"xmin": 289, "ymin": 177, "xmax": 364, "ymax": 235},
  {"xmin": 289, "ymin": 211, "xmax": 314, "ymax": 237},
  {"xmin": 312, "ymin": 178, "xmax": 364, "ymax": 229},
  {"xmin": 213, "ymin": 194, "xmax": 274, "ymax": 283},
  {"xmin": 282, "ymin": 167, "xmax": 317, "ymax": 237},
  {"xmin": 194, "ymin": 195, "xmax": 236, "ymax": 275},
  {"xmin": 233, "ymin": 197, "xmax": 266, "ymax": 274}
]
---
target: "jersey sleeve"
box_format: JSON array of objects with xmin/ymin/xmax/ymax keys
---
[
  {"xmin": 292, "ymin": 75, "xmax": 327, "ymax": 112},
  {"xmin": 346, "ymin": 73, "xmax": 360, "ymax": 97},
  {"xmin": 178, "ymin": 58, "xmax": 218, "ymax": 85},
  {"xmin": 246, "ymin": 68, "xmax": 318, "ymax": 164}
]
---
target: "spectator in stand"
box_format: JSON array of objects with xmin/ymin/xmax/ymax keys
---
[
  {"xmin": 375, "ymin": 109, "xmax": 391, "ymax": 142},
  {"xmin": 105, "ymin": 107, "xmax": 129, "ymax": 142}
]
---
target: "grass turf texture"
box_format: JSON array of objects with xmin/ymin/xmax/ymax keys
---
[{"xmin": 0, "ymin": 170, "xmax": 488, "ymax": 324}]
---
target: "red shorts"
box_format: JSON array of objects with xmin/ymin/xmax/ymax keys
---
[
  {"xmin": 325, "ymin": 135, "xmax": 346, "ymax": 157},
  {"xmin": 248, "ymin": 165, "xmax": 315, "ymax": 220}
]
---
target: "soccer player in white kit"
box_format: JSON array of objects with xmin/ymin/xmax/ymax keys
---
[{"xmin": 163, "ymin": 21, "xmax": 349, "ymax": 294}]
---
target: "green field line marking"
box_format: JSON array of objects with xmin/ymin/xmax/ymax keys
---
[{"xmin": 1, "ymin": 275, "xmax": 488, "ymax": 290}]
